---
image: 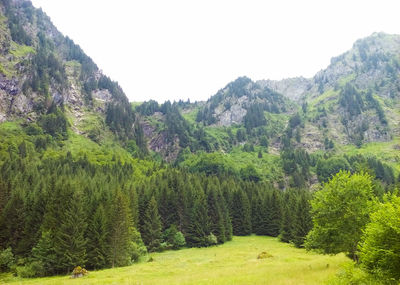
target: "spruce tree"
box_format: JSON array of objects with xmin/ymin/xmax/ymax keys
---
[
  {"xmin": 108, "ymin": 190, "xmax": 134, "ymax": 267},
  {"xmin": 55, "ymin": 190, "xmax": 87, "ymax": 273},
  {"xmin": 231, "ymin": 189, "xmax": 252, "ymax": 235},
  {"xmin": 292, "ymin": 192, "xmax": 312, "ymax": 248},
  {"xmin": 279, "ymin": 191, "xmax": 295, "ymax": 243},
  {"xmin": 142, "ymin": 196, "xmax": 162, "ymax": 252},
  {"xmin": 186, "ymin": 190, "xmax": 210, "ymax": 247},
  {"xmin": 266, "ymin": 190, "xmax": 282, "ymax": 237},
  {"xmin": 86, "ymin": 204, "xmax": 108, "ymax": 269},
  {"xmin": 206, "ymin": 184, "xmax": 225, "ymax": 243},
  {"xmin": 32, "ymin": 231, "xmax": 57, "ymax": 275},
  {"xmin": 279, "ymin": 204, "xmax": 293, "ymax": 243}
]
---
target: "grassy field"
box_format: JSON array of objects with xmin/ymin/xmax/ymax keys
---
[{"xmin": 1, "ymin": 236, "xmax": 348, "ymax": 285}]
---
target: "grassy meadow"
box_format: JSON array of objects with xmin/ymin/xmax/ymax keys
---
[{"xmin": 1, "ymin": 236, "xmax": 348, "ymax": 285}]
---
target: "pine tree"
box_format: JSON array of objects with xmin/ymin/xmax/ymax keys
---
[
  {"xmin": 86, "ymin": 204, "xmax": 108, "ymax": 269},
  {"xmin": 32, "ymin": 231, "xmax": 57, "ymax": 275},
  {"xmin": 108, "ymin": 190, "xmax": 134, "ymax": 267},
  {"xmin": 231, "ymin": 189, "xmax": 252, "ymax": 235},
  {"xmin": 186, "ymin": 190, "xmax": 210, "ymax": 247},
  {"xmin": 55, "ymin": 190, "xmax": 87, "ymax": 273},
  {"xmin": 266, "ymin": 190, "xmax": 282, "ymax": 237},
  {"xmin": 142, "ymin": 196, "xmax": 162, "ymax": 252},
  {"xmin": 206, "ymin": 183, "xmax": 225, "ymax": 243},
  {"xmin": 279, "ymin": 204, "xmax": 293, "ymax": 243},
  {"xmin": 292, "ymin": 192, "xmax": 312, "ymax": 248},
  {"xmin": 279, "ymin": 192, "xmax": 295, "ymax": 243}
]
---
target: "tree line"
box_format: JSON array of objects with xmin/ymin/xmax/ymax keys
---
[{"xmin": 0, "ymin": 129, "xmax": 313, "ymax": 277}]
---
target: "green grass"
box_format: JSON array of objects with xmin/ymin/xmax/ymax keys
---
[
  {"xmin": 9, "ymin": 42, "xmax": 35, "ymax": 58},
  {"xmin": 181, "ymin": 106, "xmax": 200, "ymax": 124},
  {"xmin": 340, "ymin": 136, "xmax": 400, "ymax": 173},
  {"xmin": 228, "ymin": 146, "xmax": 284, "ymax": 181},
  {"xmin": 1, "ymin": 236, "xmax": 348, "ymax": 285}
]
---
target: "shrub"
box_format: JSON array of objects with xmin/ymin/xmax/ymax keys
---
[
  {"xmin": 206, "ymin": 233, "xmax": 218, "ymax": 246},
  {"xmin": 0, "ymin": 248, "xmax": 15, "ymax": 272},
  {"xmin": 257, "ymin": 251, "xmax": 273, "ymax": 259},
  {"xmin": 172, "ymin": 231, "xmax": 186, "ymax": 249},
  {"xmin": 16, "ymin": 261, "xmax": 44, "ymax": 278},
  {"xmin": 71, "ymin": 266, "xmax": 88, "ymax": 278}
]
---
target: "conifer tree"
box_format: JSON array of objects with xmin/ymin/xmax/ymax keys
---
[
  {"xmin": 231, "ymin": 189, "xmax": 252, "ymax": 235},
  {"xmin": 32, "ymin": 231, "xmax": 57, "ymax": 275},
  {"xmin": 279, "ymin": 191, "xmax": 295, "ymax": 242},
  {"xmin": 266, "ymin": 190, "xmax": 282, "ymax": 237},
  {"xmin": 206, "ymin": 184, "xmax": 225, "ymax": 243},
  {"xmin": 142, "ymin": 196, "xmax": 162, "ymax": 252},
  {"xmin": 279, "ymin": 204, "xmax": 293, "ymax": 243},
  {"xmin": 292, "ymin": 192, "xmax": 312, "ymax": 248},
  {"xmin": 186, "ymin": 190, "xmax": 210, "ymax": 247},
  {"xmin": 55, "ymin": 190, "xmax": 87, "ymax": 273},
  {"xmin": 86, "ymin": 204, "xmax": 108, "ymax": 269},
  {"xmin": 108, "ymin": 190, "xmax": 134, "ymax": 267}
]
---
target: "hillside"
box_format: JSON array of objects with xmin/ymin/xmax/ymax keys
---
[
  {"xmin": 0, "ymin": 0, "xmax": 399, "ymax": 282},
  {"xmin": 136, "ymin": 32, "xmax": 400, "ymax": 188},
  {"xmin": 0, "ymin": 0, "xmax": 146, "ymax": 154}
]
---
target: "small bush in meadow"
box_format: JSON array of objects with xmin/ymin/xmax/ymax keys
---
[{"xmin": 257, "ymin": 252, "xmax": 273, "ymax": 259}]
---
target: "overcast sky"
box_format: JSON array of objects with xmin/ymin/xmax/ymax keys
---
[{"xmin": 31, "ymin": 0, "xmax": 400, "ymax": 103}]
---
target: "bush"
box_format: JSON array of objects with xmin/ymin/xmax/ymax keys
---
[
  {"xmin": 16, "ymin": 261, "xmax": 44, "ymax": 278},
  {"xmin": 163, "ymin": 225, "xmax": 186, "ymax": 250},
  {"xmin": 329, "ymin": 262, "xmax": 381, "ymax": 285},
  {"xmin": 172, "ymin": 231, "xmax": 186, "ymax": 249},
  {"xmin": 71, "ymin": 266, "xmax": 88, "ymax": 278},
  {"xmin": 159, "ymin": 242, "xmax": 172, "ymax": 252},
  {"xmin": 206, "ymin": 233, "xmax": 218, "ymax": 246},
  {"xmin": 257, "ymin": 252, "xmax": 273, "ymax": 259},
  {"xmin": 0, "ymin": 248, "xmax": 15, "ymax": 272}
]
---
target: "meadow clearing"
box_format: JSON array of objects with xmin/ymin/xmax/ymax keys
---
[{"xmin": 0, "ymin": 236, "xmax": 348, "ymax": 285}]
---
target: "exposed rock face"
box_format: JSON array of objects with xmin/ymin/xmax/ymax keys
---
[
  {"xmin": 257, "ymin": 77, "xmax": 312, "ymax": 102},
  {"xmin": 93, "ymin": 89, "xmax": 112, "ymax": 102},
  {"xmin": 215, "ymin": 96, "xmax": 248, "ymax": 126},
  {"xmin": 313, "ymin": 33, "xmax": 400, "ymax": 97},
  {"xmin": 141, "ymin": 114, "xmax": 180, "ymax": 162}
]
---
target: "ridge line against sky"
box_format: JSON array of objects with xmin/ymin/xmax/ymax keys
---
[{"xmin": 31, "ymin": 0, "xmax": 400, "ymax": 103}]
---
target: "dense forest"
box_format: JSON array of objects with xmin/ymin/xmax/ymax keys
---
[
  {"xmin": 0, "ymin": 0, "xmax": 399, "ymax": 283},
  {"xmin": 0, "ymin": 122, "xmax": 315, "ymax": 277}
]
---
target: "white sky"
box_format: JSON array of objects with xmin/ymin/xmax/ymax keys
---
[{"xmin": 30, "ymin": 0, "xmax": 400, "ymax": 103}]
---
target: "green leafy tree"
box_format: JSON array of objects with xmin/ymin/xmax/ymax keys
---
[
  {"xmin": 359, "ymin": 195, "xmax": 400, "ymax": 281},
  {"xmin": 305, "ymin": 171, "xmax": 374, "ymax": 260}
]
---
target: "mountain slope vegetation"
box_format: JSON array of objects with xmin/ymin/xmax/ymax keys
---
[{"xmin": 0, "ymin": 0, "xmax": 399, "ymax": 283}]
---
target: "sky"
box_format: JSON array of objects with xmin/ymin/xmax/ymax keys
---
[{"xmin": 30, "ymin": 0, "xmax": 400, "ymax": 103}]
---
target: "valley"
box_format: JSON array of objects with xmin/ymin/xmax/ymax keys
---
[
  {"xmin": 0, "ymin": 0, "xmax": 399, "ymax": 284},
  {"xmin": 0, "ymin": 236, "xmax": 348, "ymax": 285}
]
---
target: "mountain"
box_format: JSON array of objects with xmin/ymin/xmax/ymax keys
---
[
  {"xmin": 0, "ymin": 0, "xmax": 146, "ymax": 151},
  {"xmin": 134, "ymin": 32, "xmax": 400, "ymax": 188},
  {"xmin": 138, "ymin": 32, "xmax": 400, "ymax": 153},
  {"xmin": 0, "ymin": 0, "xmax": 399, "ymax": 279}
]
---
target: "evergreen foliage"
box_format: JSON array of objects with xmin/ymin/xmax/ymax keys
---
[{"xmin": 142, "ymin": 196, "xmax": 162, "ymax": 252}]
